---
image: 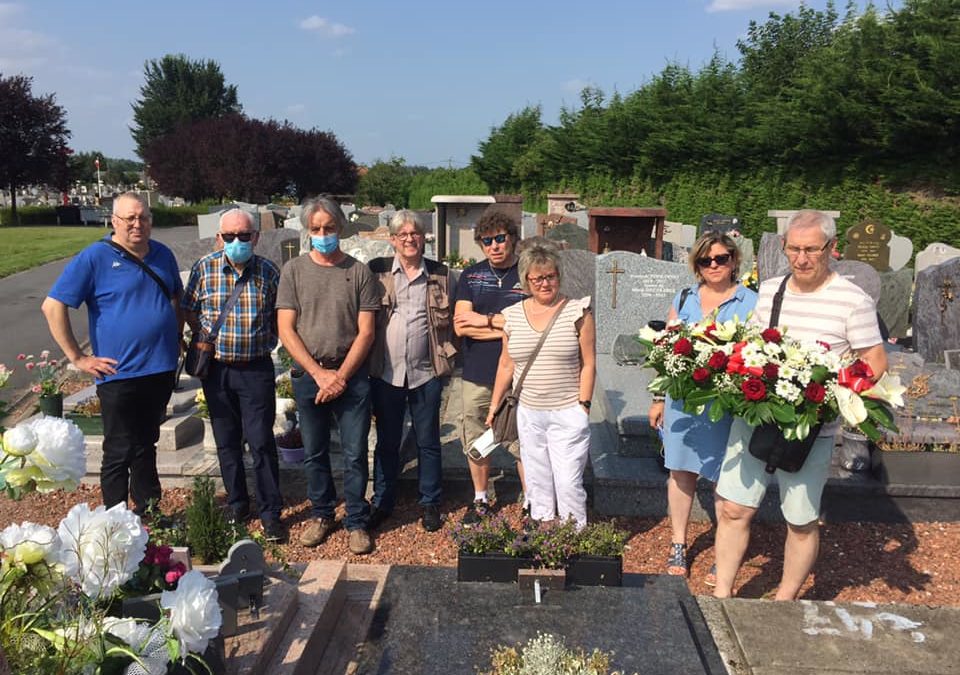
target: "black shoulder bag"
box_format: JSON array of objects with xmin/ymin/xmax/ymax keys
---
[
  {"xmin": 185, "ymin": 267, "xmax": 250, "ymax": 379},
  {"xmin": 747, "ymin": 274, "xmax": 824, "ymax": 473},
  {"xmin": 490, "ymin": 299, "xmax": 570, "ymax": 445}
]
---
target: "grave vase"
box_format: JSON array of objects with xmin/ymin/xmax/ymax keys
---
[
  {"xmin": 456, "ymin": 552, "xmax": 534, "ymax": 583},
  {"xmin": 38, "ymin": 392, "xmax": 63, "ymax": 417},
  {"xmin": 566, "ymin": 555, "xmax": 624, "ymax": 587}
]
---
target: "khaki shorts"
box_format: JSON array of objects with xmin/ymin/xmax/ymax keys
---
[
  {"xmin": 716, "ymin": 417, "xmax": 834, "ymax": 526},
  {"xmin": 461, "ymin": 379, "xmax": 521, "ymax": 461}
]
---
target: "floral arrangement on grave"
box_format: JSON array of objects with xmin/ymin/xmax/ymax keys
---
[
  {"xmin": 450, "ymin": 516, "xmax": 628, "ymax": 569},
  {"xmin": 275, "ymin": 375, "xmax": 293, "ymax": 399},
  {"xmin": 275, "ymin": 427, "xmax": 302, "ymax": 450},
  {"xmin": 71, "ymin": 396, "xmax": 102, "ymax": 417},
  {"xmin": 194, "ymin": 389, "xmax": 209, "ymax": 419},
  {"xmin": 637, "ymin": 315, "xmax": 906, "ymax": 442},
  {"xmin": 480, "ymin": 632, "xmax": 630, "ymax": 675},
  {"xmin": 0, "ymin": 415, "xmax": 86, "ymax": 499},
  {"xmin": 17, "ymin": 350, "xmax": 62, "ymax": 396},
  {"xmin": 0, "ymin": 502, "xmax": 222, "ymax": 674},
  {"xmin": 741, "ymin": 262, "xmax": 759, "ymax": 292}
]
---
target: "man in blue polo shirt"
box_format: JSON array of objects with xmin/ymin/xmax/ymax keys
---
[{"xmin": 41, "ymin": 192, "xmax": 181, "ymax": 515}]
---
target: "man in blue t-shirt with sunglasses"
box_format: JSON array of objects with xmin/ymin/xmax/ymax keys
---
[{"xmin": 453, "ymin": 207, "xmax": 526, "ymax": 525}]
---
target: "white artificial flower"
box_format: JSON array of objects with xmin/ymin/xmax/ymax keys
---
[
  {"xmin": 834, "ymin": 384, "xmax": 868, "ymax": 426},
  {"xmin": 3, "ymin": 425, "xmax": 38, "ymax": 457},
  {"xmin": 862, "ymin": 372, "xmax": 907, "ymax": 408},
  {"xmin": 104, "ymin": 618, "xmax": 170, "ymax": 675},
  {"xmin": 57, "ymin": 503, "xmax": 148, "ymax": 599},
  {"xmin": 161, "ymin": 570, "xmax": 222, "ymax": 657},
  {"xmin": 25, "ymin": 416, "xmax": 86, "ymax": 491},
  {"xmin": 0, "ymin": 521, "xmax": 60, "ymax": 566}
]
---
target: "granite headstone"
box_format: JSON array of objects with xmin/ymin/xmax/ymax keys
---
[
  {"xmin": 877, "ymin": 268, "xmax": 913, "ymax": 340},
  {"xmin": 888, "ymin": 232, "xmax": 913, "ymax": 272},
  {"xmin": 594, "ymin": 251, "xmax": 694, "ymax": 354},
  {"xmin": 832, "ymin": 259, "xmax": 881, "ymax": 302},
  {"xmin": 757, "ymin": 232, "xmax": 790, "ymax": 282},
  {"xmin": 559, "ymin": 249, "xmax": 597, "ymax": 301},
  {"xmin": 912, "ymin": 257, "xmax": 960, "ymax": 364},
  {"xmin": 699, "ymin": 213, "xmax": 741, "ymax": 236},
  {"xmin": 915, "ymin": 242, "xmax": 960, "ymax": 275},
  {"xmin": 546, "ymin": 221, "xmax": 590, "ymax": 250},
  {"xmin": 844, "ymin": 220, "xmax": 892, "ymax": 271}
]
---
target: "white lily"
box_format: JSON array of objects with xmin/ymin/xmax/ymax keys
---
[
  {"xmin": 835, "ymin": 385, "xmax": 868, "ymax": 426},
  {"xmin": 861, "ymin": 372, "xmax": 906, "ymax": 408},
  {"xmin": 637, "ymin": 325, "xmax": 661, "ymax": 343},
  {"xmin": 711, "ymin": 318, "xmax": 740, "ymax": 341}
]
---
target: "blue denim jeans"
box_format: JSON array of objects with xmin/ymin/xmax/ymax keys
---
[
  {"xmin": 292, "ymin": 367, "xmax": 371, "ymax": 531},
  {"xmin": 371, "ymin": 376, "xmax": 443, "ymax": 511}
]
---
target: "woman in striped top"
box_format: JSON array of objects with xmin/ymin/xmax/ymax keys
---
[{"xmin": 486, "ymin": 239, "xmax": 596, "ymax": 528}]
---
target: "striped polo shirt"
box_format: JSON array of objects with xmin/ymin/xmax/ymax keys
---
[{"xmin": 503, "ymin": 297, "xmax": 592, "ymax": 410}]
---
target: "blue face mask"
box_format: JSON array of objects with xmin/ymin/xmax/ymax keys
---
[
  {"xmin": 223, "ymin": 239, "xmax": 254, "ymax": 264},
  {"xmin": 311, "ymin": 233, "xmax": 339, "ymax": 254}
]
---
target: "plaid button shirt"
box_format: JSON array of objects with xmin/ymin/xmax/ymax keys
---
[{"xmin": 182, "ymin": 251, "xmax": 279, "ymax": 362}]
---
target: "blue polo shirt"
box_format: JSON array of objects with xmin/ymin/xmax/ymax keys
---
[{"xmin": 48, "ymin": 236, "xmax": 182, "ymax": 383}]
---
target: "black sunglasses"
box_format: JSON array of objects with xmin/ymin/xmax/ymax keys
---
[
  {"xmin": 220, "ymin": 232, "xmax": 254, "ymax": 243},
  {"xmin": 480, "ymin": 233, "xmax": 508, "ymax": 246},
  {"xmin": 696, "ymin": 253, "xmax": 732, "ymax": 268}
]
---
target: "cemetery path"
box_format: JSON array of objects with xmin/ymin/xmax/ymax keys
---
[
  {"xmin": 0, "ymin": 226, "xmax": 197, "ymax": 398},
  {"xmin": 4, "ymin": 483, "xmax": 959, "ymax": 609}
]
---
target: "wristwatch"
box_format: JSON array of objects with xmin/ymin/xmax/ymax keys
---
[
  {"xmin": 487, "ymin": 313, "xmax": 495, "ymax": 328},
  {"xmin": 579, "ymin": 400, "xmax": 592, "ymax": 410}
]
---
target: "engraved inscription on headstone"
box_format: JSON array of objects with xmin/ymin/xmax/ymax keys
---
[
  {"xmin": 912, "ymin": 258, "xmax": 960, "ymax": 364},
  {"xmin": 699, "ymin": 213, "xmax": 741, "ymax": 236},
  {"xmin": 594, "ymin": 251, "xmax": 695, "ymax": 354},
  {"xmin": 844, "ymin": 221, "xmax": 891, "ymax": 271}
]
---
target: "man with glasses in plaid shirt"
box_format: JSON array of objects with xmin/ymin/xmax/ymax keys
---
[{"xmin": 182, "ymin": 208, "xmax": 286, "ymax": 542}]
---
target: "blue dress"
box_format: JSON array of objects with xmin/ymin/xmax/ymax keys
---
[{"xmin": 661, "ymin": 284, "xmax": 758, "ymax": 482}]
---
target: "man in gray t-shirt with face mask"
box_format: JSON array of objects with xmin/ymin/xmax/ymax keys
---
[{"xmin": 277, "ymin": 197, "xmax": 380, "ymax": 555}]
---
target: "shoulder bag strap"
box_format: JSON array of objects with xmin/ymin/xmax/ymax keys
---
[
  {"xmin": 102, "ymin": 239, "xmax": 173, "ymax": 300},
  {"xmin": 769, "ymin": 274, "xmax": 791, "ymax": 328},
  {"xmin": 207, "ymin": 265, "xmax": 251, "ymax": 340},
  {"xmin": 678, "ymin": 287, "xmax": 693, "ymax": 312},
  {"xmin": 513, "ymin": 298, "xmax": 571, "ymax": 396}
]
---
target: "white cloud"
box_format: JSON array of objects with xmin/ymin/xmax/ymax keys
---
[
  {"xmin": 0, "ymin": 2, "xmax": 24, "ymax": 21},
  {"xmin": 706, "ymin": 0, "xmax": 797, "ymax": 12},
  {"xmin": 286, "ymin": 103, "xmax": 306, "ymax": 115},
  {"xmin": 298, "ymin": 15, "xmax": 355, "ymax": 38},
  {"xmin": 562, "ymin": 78, "xmax": 593, "ymax": 94}
]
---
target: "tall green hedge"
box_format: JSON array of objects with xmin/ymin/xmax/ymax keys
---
[{"xmin": 0, "ymin": 204, "xmax": 209, "ymax": 228}]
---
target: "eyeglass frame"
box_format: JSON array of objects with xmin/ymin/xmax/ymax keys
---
[
  {"xmin": 782, "ymin": 238, "xmax": 834, "ymax": 259},
  {"xmin": 112, "ymin": 213, "xmax": 152, "ymax": 226},
  {"xmin": 527, "ymin": 273, "xmax": 559, "ymax": 286},
  {"xmin": 479, "ymin": 233, "xmax": 508, "ymax": 247},
  {"xmin": 219, "ymin": 232, "xmax": 255, "ymax": 243},
  {"xmin": 392, "ymin": 231, "xmax": 423, "ymax": 241},
  {"xmin": 695, "ymin": 253, "xmax": 733, "ymax": 268}
]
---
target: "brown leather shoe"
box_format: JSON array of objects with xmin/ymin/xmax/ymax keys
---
[
  {"xmin": 348, "ymin": 528, "xmax": 374, "ymax": 555},
  {"xmin": 299, "ymin": 517, "xmax": 337, "ymax": 547}
]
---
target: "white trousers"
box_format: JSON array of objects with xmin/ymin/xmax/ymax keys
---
[{"xmin": 517, "ymin": 403, "xmax": 591, "ymax": 527}]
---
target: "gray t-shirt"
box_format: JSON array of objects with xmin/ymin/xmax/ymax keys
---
[{"xmin": 276, "ymin": 254, "xmax": 380, "ymax": 361}]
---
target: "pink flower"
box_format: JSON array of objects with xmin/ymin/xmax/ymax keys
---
[
  {"xmin": 16, "ymin": 353, "xmax": 25, "ymax": 360},
  {"xmin": 165, "ymin": 562, "xmax": 187, "ymax": 586},
  {"xmin": 25, "ymin": 362, "xmax": 35, "ymax": 371},
  {"xmin": 39, "ymin": 350, "xmax": 50, "ymax": 359},
  {"xmin": 31, "ymin": 384, "xmax": 41, "ymax": 394}
]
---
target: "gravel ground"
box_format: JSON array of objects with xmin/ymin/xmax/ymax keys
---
[{"xmin": 4, "ymin": 485, "xmax": 957, "ymax": 605}]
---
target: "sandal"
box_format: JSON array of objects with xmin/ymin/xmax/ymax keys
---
[
  {"xmin": 666, "ymin": 543, "xmax": 687, "ymax": 576},
  {"xmin": 705, "ymin": 564, "xmax": 717, "ymax": 587}
]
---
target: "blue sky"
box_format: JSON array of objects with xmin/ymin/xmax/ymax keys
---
[{"xmin": 1, "ymin": 0, "xmax": 895, "ymax": 167}]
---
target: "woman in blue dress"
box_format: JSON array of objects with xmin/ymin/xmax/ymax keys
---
[{"xmin": 648, "ymin": 231, "xmax": 757, "ymax": 580}]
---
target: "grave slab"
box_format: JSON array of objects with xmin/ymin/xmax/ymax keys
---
[{"xmin": 355, "ymin": 566, "xmax": 725, "ymax": 675}]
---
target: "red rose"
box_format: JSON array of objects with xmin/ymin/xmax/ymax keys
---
[
  {"xmin": 692, "ymin": 368, "xmax": 711, "ymax": 384},
  {"xmin": 673, "ymin": 338, "xmax": 693, "ymax": 356},
  {"xmin": 704, "ymin": 323, "xmax": 717, "ymax": 337},
  {"xmin": 804, "ymin": 382, "xmax": 826, "ymax": 403},
  {"xmin": 761, "ymin": 328, "xmax": 782, "ymax": 343},
  {"xmin": 741, "ymin": 378, "xmax": 767, "ymax": 401},
  {"xmin": 762, "ymin": 363, "xmax": 779, "ymax": 380},
  {"xmin": 707, "ymin": 351, "xmax": 728, "ymax": 370},
  {"xmin": 817, "ymin": 340, "xmax": 831, "ymax": 352},
  {"xmin": 848, "ymin": 360, "xmax": 872, "ymax": 378}
]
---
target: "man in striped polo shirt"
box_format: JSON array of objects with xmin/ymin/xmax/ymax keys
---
[
  {"xmin": 183, "ymin": 208, "xmax": 286, "ymax": 542},
  {"xmin": 713, "ymin": 209, "xmax": 887, "ymax": 601}
]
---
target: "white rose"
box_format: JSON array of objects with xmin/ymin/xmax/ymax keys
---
[
  {"xmin": 161, "ymin": 570, "xmax": 222, "ymax": 657},
  {"xmin": 3, "ymin": 425, "xmax": 38, "ymax": 457},
  {"xmin": 0, "ymin": 521, "xmax": 60, "ymax": 565}
]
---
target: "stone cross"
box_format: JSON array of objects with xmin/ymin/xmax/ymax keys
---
[
  {"xmin": 281, "ymin": 239, "xmax": 299, "ymax": 264},
  {"xmin": 606, "ymin": 259, "xmax": 626, "ymax": 309}
]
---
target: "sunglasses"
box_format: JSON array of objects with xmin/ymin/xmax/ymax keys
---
[
  {"xmin": 220, "ymin": 232, "xmax": 254, "ymax": 243},
  {"xmin": 696, "ymin": 253, "xmax": 732, "ymax": 268},
  {"xmin": 480, "ymin": 233, "xmax": 508, "ymax": 247}
]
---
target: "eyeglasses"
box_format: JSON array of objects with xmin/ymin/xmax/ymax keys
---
[
  {"xmin": 527, "ymin": 273, "xmax": 558, "ymax": 286},
  {"xmin": 696, "ymin": 253, "xmax": 732, "ymax": 268},
  {"xmin": 783, "ymin": 240, "xmax": 833, "ymax": 259},
  {"xmin": 393, "ymin": 231, "xmax": 422, "ymax": 241},
  {"xmin": 219, "ymin": 232, "xmax": 254, "ymax": 243},
  {"xmin": 113, "ymin": 214, "xmax": 151, "ymax": 226},
  {"xmin": 480, "ymin": 233, "xmax": 508, "ymax": 247}
]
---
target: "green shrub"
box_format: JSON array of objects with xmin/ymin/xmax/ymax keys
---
[
  {"xmin": 184, "ymin": 476, "xmax": 245, "ymax": 563},
  {"xmin": 150, "ymin": 204, "xmax": 208, "ymax": 228},
  {"xmin": 0, "ymin": 206, "xmax": 59, "ymax": 226}
]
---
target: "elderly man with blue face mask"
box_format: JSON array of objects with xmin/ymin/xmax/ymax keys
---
[{"xmin": 182, "ymin": 208, "xmax": 286, "ymax": 542}]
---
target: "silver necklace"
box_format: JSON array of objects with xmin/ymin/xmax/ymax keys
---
[{"xmin": 489, "ymin": 262, "xmax": 510, "ymax": 288}]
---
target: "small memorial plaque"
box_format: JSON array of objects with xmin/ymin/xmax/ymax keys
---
[{"xmin": 844, "ymin": 220, "xmax": 891, "ymax": 271}]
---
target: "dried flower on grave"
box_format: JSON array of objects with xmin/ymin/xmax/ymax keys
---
[{"xmin": 480, "ymin": 632, "xmax": 632, "ymax": 675}]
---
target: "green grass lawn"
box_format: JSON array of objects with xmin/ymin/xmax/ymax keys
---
[{"xmin": 0, "ymin": 227, "xmax": 107, "ymax": 278}]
